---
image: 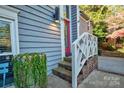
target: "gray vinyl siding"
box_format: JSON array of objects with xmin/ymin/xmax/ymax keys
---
[
  {"xmin": 71, "ymin": 5, "xmax": 78, "ymax": 42},
  {"xmin": 9, "ymin": 5, "xmax": 61, "ymax": 75}
]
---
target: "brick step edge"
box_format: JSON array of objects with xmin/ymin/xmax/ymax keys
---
[
  {"xmin": 64, "ymin": 57, "xmax": 72, "ymax": 63},
  {"xmin": 77, "ymin": 56, "xmax": 98, "ymax": 84},
  {"xmin": 53, "ymin": 67, "xmax": 72, "ymax": 83},
  {"xmin": 59, "ymin": 62, "xmax": 72, "ymax": 71}
]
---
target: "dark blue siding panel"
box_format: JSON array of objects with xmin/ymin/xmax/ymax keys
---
[{"xmin": 71, "ymin": 5, "xmax": 77, "ymax": 42}]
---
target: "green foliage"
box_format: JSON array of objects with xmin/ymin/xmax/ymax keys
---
[
  {"xmin": 98, "ymin": 37, "xmax": 106, "ymax": 48},
  {"xmin": 80, "ymin": 5, "xmax": 110, "ymax": 23},
  {"xmin": 79, "ymin": 5, "xmax": 124, "ymax": 47},
  {"xmin": 80, "ymin": 5, "xmax": 124, "ymax": 51},
  {"xmin": 12, "ymin": 53, "xmax": 47, "ymax": 88},
  {"xmin": 106, "ymin": 44, "xmax": 116, "ymax": 51},
  {"xmin": 80, "ymin": 6, "xmax": 109, "ymax": 35},
  {"xmin": 80, "ymin": 5, "xmax": 124, "ymax": 37},
  {"xmin": 93, "ymin": 21, "xmax": 108, "ymax": 37},
  {"xmin": 80, "ymin": 5, "xmax": 109, "ymax": 44}
]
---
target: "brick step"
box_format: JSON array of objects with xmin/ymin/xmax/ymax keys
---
[
  {"xmin": 59, "ymin": 61, "xmax": 72, "ymax": 71},
  {"xmin": 77, "ymin": 65, "xmax": 93, "ymax": 85},
  {"xmin": 53, "ymin": 67, "xmax": 72, "ymax": 83},
  {"xmin": 52, "ymin": 66, "xmax": 91, "ymax": 84},
  {"xmin": 64, "ymin": 57, "xmax": 72, "ymax": 63},
  {"xmin": 53, "ymin": 56, "xmax": 98, "ymax": 86}
]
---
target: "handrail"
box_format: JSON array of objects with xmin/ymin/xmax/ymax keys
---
[
  {"xmin": 73, "ymin": 32, "xmax": 97, "ymax": 45},
  {"xmin": 72, "ymin": 32, "xmax": 98, "ymax": 88}
]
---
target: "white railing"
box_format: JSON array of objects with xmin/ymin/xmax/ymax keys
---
[{"xmin": 72, "ymin": 32, "xmax": 98, "ymax": 88}]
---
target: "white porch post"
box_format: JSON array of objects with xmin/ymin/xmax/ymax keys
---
[
  {"xmin": 72, "ymin": 5, "xmax": 80, "ymax": 88},
  {"xmin": 72, "ymin": 44, "xmax": 77, "ymax": 88},
  {"xmin": 59, "ymin": 6, "xmax": 65, "ymax": 60}
]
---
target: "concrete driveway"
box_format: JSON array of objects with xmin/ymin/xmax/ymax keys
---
[
  {"xmin": 78, "ymin": 70, "xmax": 124, "ymax": 88},
  {"xmin": 98, "ymin": 56, "xmax": 124, "ymax": 75},
  {"xmin": 48, "ymin": 70, "xmax": 124, "ymax": 88}
]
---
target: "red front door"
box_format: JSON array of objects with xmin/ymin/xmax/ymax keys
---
[{"xmin": 64, "ymin": 19, "xmax": 71, "ymax": 56}]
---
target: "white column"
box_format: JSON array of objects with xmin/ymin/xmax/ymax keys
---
[
  {"xmin": 59, "ymin": 6, "xmax": 65, "ymax": 60},
  {"xmin": 72, "ymin": 44, "xmax": 77, "ymax": 88}
]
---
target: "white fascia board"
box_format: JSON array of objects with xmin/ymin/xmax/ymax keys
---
[
  {"xmin": 0, "ymin": 6, "xmax": 20, "ymax": 19},
  {"xmin": 0, "ymin": 6, "xmax": 20, "ymax": 13}
]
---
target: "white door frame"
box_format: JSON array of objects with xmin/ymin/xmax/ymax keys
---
[{"xmin": 60, "ymin": 5, "xmax": 72, "ymax": 59}]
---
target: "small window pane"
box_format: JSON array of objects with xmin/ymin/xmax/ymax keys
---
[
  {"xmin": 64, "ymin": 5, "xmax": 69, "ymax": 19},
  {"xmin": 0, "ymin": 20, "xmax": 11, "ymax": 53}
]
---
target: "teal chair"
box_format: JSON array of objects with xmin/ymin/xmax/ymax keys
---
[{"xmin": 0, "ymin": 63, "xmax": 9, "ymax": 87}]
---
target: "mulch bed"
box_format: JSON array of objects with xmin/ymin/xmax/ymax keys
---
[{"xmin": 101, "ymin": 50, "xmax": 124, "ymax": 58}]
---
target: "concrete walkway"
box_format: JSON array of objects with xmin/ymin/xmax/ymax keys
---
[
  {"xmin": 8, "ymin": 69, "xmax": 124, "ymax": 88},
  {"xmin": 78, "ymin": 70, "xmax": 124, "ymax": 88},
  {"xmin": 98, "ymin": 56, "xmax": 124, "ymax": 75},
  {"xmin": 47, "ymin": 70, "xmax": 124, "ymax": 88},
  {"xmin": 48, "ymin": 56, "xmax": 124, "ymax": 88}
]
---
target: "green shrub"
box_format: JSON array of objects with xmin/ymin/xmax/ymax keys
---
[{"xmin": 12, "ymin": 53, "xmax": 47, "ymax": 88}]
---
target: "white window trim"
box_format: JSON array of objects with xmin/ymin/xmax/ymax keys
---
[{"xmin": 0, "ymin": 6, "xmax": 20, "ymax": 56}]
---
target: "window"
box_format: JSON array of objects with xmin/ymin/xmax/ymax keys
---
[
  {"xmin": 0, "ymin": 18, "xmax": 14, "ymax": 87},
  {"xmin": 0, "ymin": 20, "xmax": 11, "ymax": 54},
  {"xmin": 64, "ymin": 5, "xmax": 69, "ymax": 19},
  {"xmin": 0, "ymin": 6, "xmax": 19, "ymax": 87},
  {"xmin": 0, "ymin": 6, "xmax": 19, "ymax": 56}
]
